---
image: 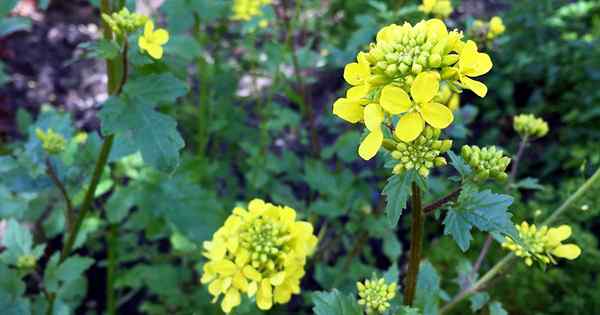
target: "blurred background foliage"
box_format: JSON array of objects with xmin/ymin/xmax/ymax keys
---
[{"xmin": 0, "ymin": 0, "xmax": 599, "ymax": 314}]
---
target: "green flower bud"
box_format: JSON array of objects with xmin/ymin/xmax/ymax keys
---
[
  {"xmin": 411, "ymin": 63, "xmax": 423, "ymax": 74},
  {"xmin": 442, "ymin": 54, "xmax": 459, "ymax": 66},
  {"xmin": 440, "ymin": 139, "xmax": 453, "ymax": 152},
  {"xmin": 16, "ymin": 255, "xmax": 36, "ymax": 269},
  {"xmin": 390, "ymin": 127, "xmax": 451, "ymax": 177},
  {"xmin": 434, "ymin": 157, "xmax": 447, "ymax": 167},
  {"xmin": 428, "ymin": 53, "xmax": 442, "ymax": 67},
  {"xmin": 461, "ymin": 145, "xmax": 511, "ymax": 182},
  {"xmin": 35, "ymin": 128, "xmax": 66, "ymax": 155},
  {"xmin": 513, "ymin": 114, "xmax": 549, "ymax": 138}
]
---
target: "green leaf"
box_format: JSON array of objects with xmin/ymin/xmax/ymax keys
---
[
  {"xmin": 383, "ymin": 231, "xmax": 402, "ymax": 261},
  {"xmin": 469, "ymin": 292, "xmax": 490, "ymax": 312},
  {"xmin": 99, "ymin": 97, "xmax": 185, "ymax": 173},
  {"xmin": 78, "ymin": 39, "xmax": 120, "ymax": 60},
  {"xmin": 442, "ymin": 210, "xmax": 473, "ymax": 252},
  {"xmin": 105, "ymin": 186, "xmax": 136, "ymax": 224},
  {"xmin": 0, "ymin": 17, "xmax": 32, "ymax": 37},
  {"xmin": 122, "ymin": 74, "xmax": 188, "ymax": 105},
  {"xmin": 489, "ymin": 301, "xmax": 508, "ymax": 315},
  {"xmin": 165, "ymin": 35, "xmax": 202, "ymax": 63},
  {"xmin": 304, "ymin": 160, "xmax": 337, "ymax": 195},
  {"xmin": 0, "ymin": 264, "xmax": 30, "ymax": 315},
  {"xmin": 513, "ymin": 177, "xmax": 544, "ymax": 190},
  {"xmin": 415, "ymin": 260, "xmax": 443, "ymax": 315},
  {"xmin": 383, "ymin": 170, "xmax": 417, "ymax": 227},
  {"xmin": 312, "ymin": 290, "xmax": 362, "ymax": 315},
  {"xmin": 447, "ymin": 151, "xmax": 472, "ymax": 178},
  {"xmin": 0, "ymin": 0, "xmax": 19, "ymax": 16},
  {"xmin": 44, "ymin": 254, "xmax": 94, "ymax": 294},
  {"xmin": 0, "ymin": 219, "xmax": 44, "ymax": 265},
  {"xmin": 443, "ymin": 188, "xmax": 516, "ymax": 251}
]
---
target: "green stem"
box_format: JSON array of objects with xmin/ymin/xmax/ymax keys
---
[
  {"xmin": 106, "ymin": 224, "xmax": 118, "ymax": 315},
  {"xmin": 404, "ymin": 183, "xmax": 424, "ymax": 306},
  {"xmin": 45, "ymin": 158, "xmax": 75, "ymax": 232},
  {"xmin": 440, "ymin": 167, "xmax": 600, "ymax": 314}
]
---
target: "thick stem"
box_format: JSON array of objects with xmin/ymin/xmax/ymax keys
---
[
  {"xmin": 404, "ymin": 183, "xmax": 424, "ymax": 306},
  {"xmin": 440, "ymin": 167, "xmax": 600, "ymax": 314},
  {"xmin": 106, "ymin": 224, "xmax": 118, "ymax": 315}
]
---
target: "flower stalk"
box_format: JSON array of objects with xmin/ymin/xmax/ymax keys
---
[{"xmin": 404, "ymin": 183, "xmax": 424, "ymax": 305}]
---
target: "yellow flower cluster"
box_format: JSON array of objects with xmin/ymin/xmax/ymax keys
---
[
  {"xmin": 472, "ymin": 16, "xmax": 506, "ymax": 41},
  {"xmin": 502, "ymin": 222, "xmax": 581, "ymax": 267},
  {"xmin": 357, "ymin": 277, "xmax": 397, "ymax": 314},
  {"xmin": 138, "ymin": 20, "xmax": 169, "ymax": 60},
  {"xmin": 333, "ymin": 19, "xmax": 492, "ymax": 160},
  {"xmin": 513, "ymin": 114, "xmax": 549, "ymax": 139},
  {"xmin": 419, "ymin": 0, "xmax": 453, "ymax": 19},
  {"xmin": 201, "ymin": 199, "xmax": 318, "ymax": 313},
  {"xmin": 390, "ymin": 126, "xmax": 452, "ymax": 177},
  {"xmin": 232, "ymin": 0, "xmax": 272, "ymax": 21},
  {"xmin": 35, "ymin": 128, "xmax": 66, "ymax": 155}
]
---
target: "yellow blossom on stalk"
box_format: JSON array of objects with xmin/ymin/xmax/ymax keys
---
[
  {"xmin": 201, "ymin": 199, "xmax": 318, "ymax": 313},
  {"xmin": 502, "ymin": 222, "xmax": 581, "ymax": 267},
  {"xmin": 232, "ymin": 0, "xmax": 272, "ymax": 21},
  {"xmin": 357, "ymin": 277, "xmax": 397, "ymax": 314},
  {"xmin": 35, "ymin": 128, "xmax": 66, "ymax": 155},
  {"xmin": 513, "ymin": 114, "xmax": 549, "ymax": 139},
  {"xmin": 419, "ymin": 0, "xmax": 453, "ymax": 18},
  {"xmin": 138, "ymin": 20, "xmax": 169, "ymax": 60},
  {"xmin": 332, "ymin": 19, "xmax": 492, "ymax": 161},
  {"xmin": 488, "ymin": 16, "xmax": 506, "ymax": 39}
]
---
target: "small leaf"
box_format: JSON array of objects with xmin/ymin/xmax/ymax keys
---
[
  {"xmin": 99, "ymin": 97, "xmax": 185, "ymax": 173},
  {"xmin": 489, "ymin": 301, "xmax": 508, "ymax": 315},
  {"xmin": 122, "ymin": 74, "xmax": 188, "ymax": 105},
  {"xmin": 383, "ymin": 170, "xmax": 417, "ymax": 227},
  {"xmin": 79, "ymin": 39, "xmax": 120, "ymax": 60},
  {"xmin": 447, "ymin": 151, "xmax": 472, "ymax": 178},
  {"xmin": 513, "ymin": 177, "xmax": 544, "ymax": 190},
  {"xmin": 312, "ymin": 290, "xmax": 362, "ymax": 315},
  {"xmin": 44, "ymin": 254, "xmax": 94, "ymax": 294},
  {"xmin": 469, "ymin": 292, "xmax": 490, "ymax": 312},
  {"xmin": 383, "ymin": 231, "xmax": 402, "ymax": 261},
  {"xmin": 106, "ymin": 186, "xmax": 136, "ymax": 224},
  {"xmin": 443, "ymin": 210, "xmax": 473, "ymax": 252},
  {"xmin": 415, "ymin": 260, "xmax": 443, "ymax": 315}
]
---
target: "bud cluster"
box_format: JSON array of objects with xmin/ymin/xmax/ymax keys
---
[
  {"xmin": 418, "ymin": 0, "xmax": 453, "ymax": 19},
  {"xmin": 102, "ymin": 8, "xmax": 148, "ymax": 35},
  {"xmin": 35, "ymin": 128, "xmax": 66, "ymax": 155},
  {"xmin": 470, "ymin": 16, "xmax": 506, "ymax": 41},
  {"xmin": 434, "ymin": 82, "xmax": 460, "ymax": 111},
  {"xmin": 16, "ymin": 255, "xmax": 37, "ymax": 269},
  {"xmin": 513, "ymin": 114, "xmax": 549, "ymax": 139},
  {"xmin": 357, "ymin": 277, "xmax": 397, "ymax": 314},
  {"xmin": 231, "ymin": 0, "xmax": 272, "ymax": 21},
  {"xmin": 502, "ymin": 222, "xmax": 581, "ymax": 267},
  {"xmin": 240, "ymin": 219, "xmax": 290, "ymax": 271},
  {"xmin": 390, "ymin": 127, "xmax": 452, "ymax": 177},
  {"xmin": 460, "ymin": 145, "xmax": 510, "ymax": 182}
]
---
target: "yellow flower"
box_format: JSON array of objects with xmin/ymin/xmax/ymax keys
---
[
  {"xmin": 456, "ymin": 40, "xmax": 492, "ymax": 97},
  {"xmin": 138, "ymin": 20, "xmax": 169, "ymax": 60},
  {"xmin": 502, "ymin": 222, "xmax": 582, "ymax": 267},
  {"xmin": 381, "ymin": 72, "xmax": 453, "ymax": 142},
  {"xmin": 201, "ymin": 199, "xmax": 318, "ymax": 313},
  {"xmin": 488, "ymin": 16, "xmax": 506, "ymax": 38},
  {"xmin": 419, "ymin": 0, "xmax": 453, "ymax": 18},
  {"xmin": 357, "ymin": 277, "xmax": 397, "ymax": 314},
  {"xmin": 232, "ymin": 0, "xmax": 272, "ymax": 21}
]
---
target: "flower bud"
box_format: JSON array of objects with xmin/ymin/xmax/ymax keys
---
[
  {"xmin": 35, "ymin": 128, "xmax": 66, "ymax": 155},
  {"xmin": 513, "ymin": 114, "xmax": 549, "ymax": 139}
]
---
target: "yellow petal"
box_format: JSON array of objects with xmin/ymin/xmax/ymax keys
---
[
  {"xmin": 146, "ymin": 45, "xmax": 164, "ymax": 59},
  {"xmin": 460, "ymin": 75, "xmax": 488, "ymax": 97},
  {"xmin": 552, "ymin": 244, "xmax": 581, "ymax": 260},
  {"xmin": 460, "ymin": 41, "xmax": 492, "ymax": 77},
  {"xmin": 547, "ymin": 225, "xmax": 572, "ymax": 243},
  {"xmin": 380, "ymin": 85, "xmax": 412, "ymax": 114},
  {"xmin": 247, "ymin": 281, "xmax": 258, "ymax": 297},
  {"xmin": 221, "ymin": 288, "xmax": 241, "ymax": 313},
  {"xmin": 420, "ymin": 102, "xmax": 454, "ymax": 128},
  {"xmin": 426, "ymin": 19, "xmax": 448, "ymax": 40},
  {"xmin": 274, "ymin": 285, "xmax": 293, "ymax": 304},
  {"xmin": 214, "ymin": 260, "xmax": 237, "ymax": 276},
  {"xmin": 363, "ymin": 103, "xmax": 384, "ymax": 131},
  {"xmin": 270, "ymin": 272, "xmax": 286, "ymax": 286},
  {"xmin": 138, "ymin": 36, "xmax": 148, "ymax": 51},
  {"xmin": 343, "ymin": 62, "xmax": 370, "ymax": 86},
  {"xmin": 394, "ymin": 112, "xmax": 424, "ymax": 142},
  {"xmin": 257, "ymin": 279, "xmax": 273, "ymax": 310},
  {"xmin": 411, "ymin": 72, "xmax": 439, "ymax": 104},
  {"xmin": 233, "ymin": 271, "xmax": 248, "ymax": 291},
  {"xmin": 347, "ymin": 84, "xmax": 370, "ymax": 100},
  {"xmin": 152, "ymin": 28, "xmax": 170, "ymax": 45},
  {"xmin": 243, "ymin": 266, "xmax": 262, "ymax": 281},
  {"xmin": 144, "ymin": 20, "xmax": 154, "ymax": 36},
  {"xmin": 208, "ymin": 278, "xmax": 224, "ymax": 296},
  {"xmin": 333, "ymin": 98, "xmax": 363, "ymax": 123},
  {"xmin": 358, "ymin": 130, "xmax": 383, "ymax": 160}
]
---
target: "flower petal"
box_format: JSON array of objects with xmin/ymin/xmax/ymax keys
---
[
  {"xmin": 552, "ymin": 244, "xmax": 581, "ymax": 260},
  {"xmin": 257, "ymin": 279, "xmax": 273, "ymax": 310},
  {"xmin": 221, "ymin": 288, "xmax": 241, "ymax": 313},
  {"xmin": 421, "ymin": 102, "xmax": 454, "ymax": 128},
  {"xmin": 547, "ymin": 225, "xmax": 572, "ymax": 243},
  {"xmin": 346, "ymin": 84, "xmax": 370, "ymax": 100},
  {"xmin": 138, "ymin": 37, "xmax": 148, "ymax": 51},
  {"xmin": 460, "ymin": 75, "xmax": 488, "ymax": 97},
  {"xmin": 411, "ymin": 72, "xmax": 439, "ymax": 104},
  {"xmin": 394, "ymin": 112, "xmax": 424, "ymax": 142},
  {"xmin": 363, "ymin": 103, "xmax": 384, "ymax": 132},
  {"xmin": 147, "ymin": 45, "xmax": 164, "ymax": 59},
  {"xmin": 153, "ymin": 28, "xmax": 170, "ymax": 45},
  {"xmin": 144, "ymin": 20, "xmax": 154, "ymax": 35},
  {"xmin": 343, "ymin": 62, "xmax": 370, "ymax": 86},
  {"xmin": 380, "ymin": 85, "xmax": 412, "ymax": 114},
  {"xmin": 333, "ymin": 98, "xmax": 363, "ymax": 123},
  {"xmin": 358, "ymin": 130, "xmax": 383, "ymax": 160}
]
